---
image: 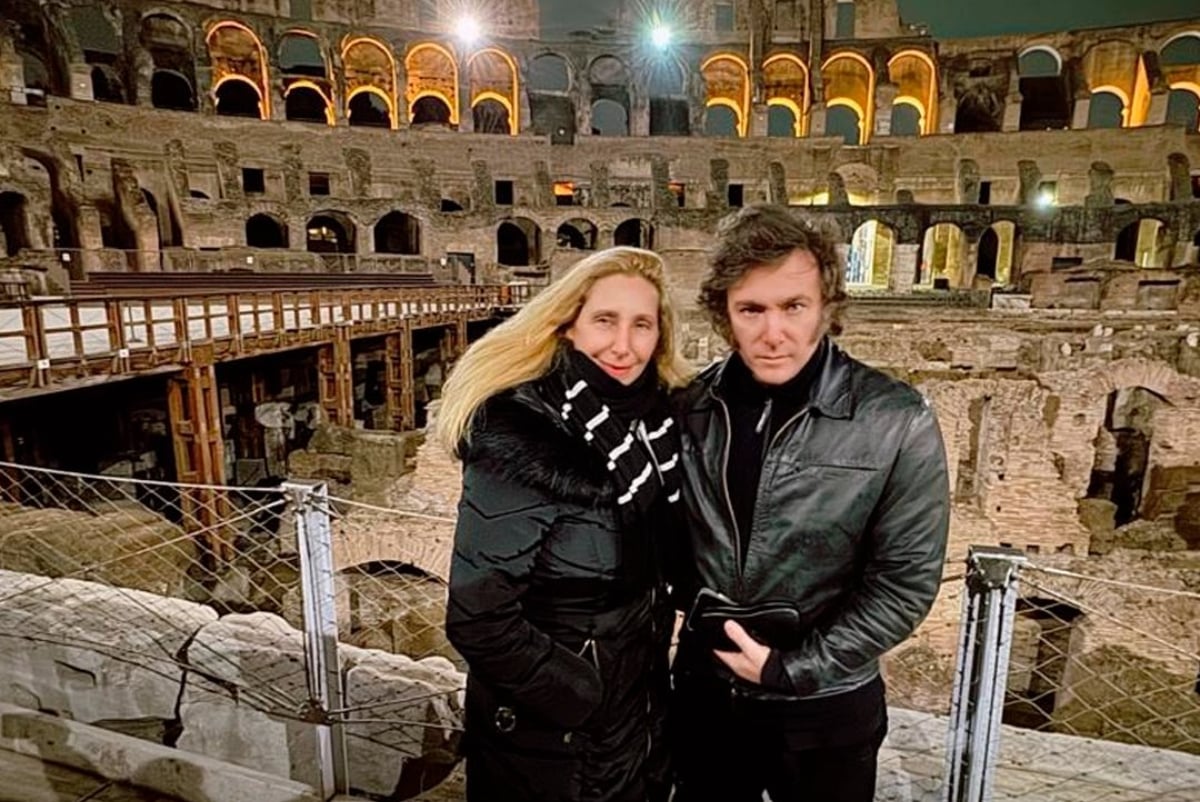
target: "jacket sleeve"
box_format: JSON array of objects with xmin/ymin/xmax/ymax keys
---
[
  {"xmin": 776, "ymin": 401, "xmax": 950, "ymax": 695},
  {"xmin": 445, "ymin": 459, "xmax": 603, "ymax": 729}
]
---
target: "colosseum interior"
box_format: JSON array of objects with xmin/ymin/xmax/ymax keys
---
[{"xmin": 0, "ymin": 0, "xmax": 1199, "ymax": 798}]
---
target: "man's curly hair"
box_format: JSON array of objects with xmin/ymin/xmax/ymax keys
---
[{"xmin": 699, "ymin": 204, "xmax": 847, "ymax": 343}]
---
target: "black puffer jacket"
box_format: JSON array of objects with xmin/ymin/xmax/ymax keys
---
[
  {"xmin": 445, "ymin": 379, "xmax": 674, "ymax": 802},
  {"xmin": 674, "ymin": 340, "xmax": 949, "ymax": 699}
]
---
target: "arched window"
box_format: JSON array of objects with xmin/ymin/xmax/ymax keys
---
[
  {"xmin": 1165, "ymin": 88, "xmax": 1200, "ymax": 130},
  {"xmin": 348, "ymin": 91, "xmax": 391, "ymax": 127},
  {"xmin": 648, "ymin": 58, "xmax": 689, "ymax": 136},
  {"xmin": 529, "ymin": 54, "xmax": 570, "ymax": 92},
  {"xmin": 412, "ymin": 95, "xmax": 452, "ymax": 125},
  {"xmin": 701, "ymin": 54, "xmax": 750, "ymax": 138},
  {"xmin": 1018, "ymin": 46, "xmax": 1070, "ymax": 130},
  {"xmin": 528, "ymin": 53, "xmax": 574, "ymax": 141},
  {"xmin": 591, "ymin": 99, "xmax": 628, "ymax": 136},
  {"xmin": 306, "ymin": 213, "xmax": 355, "ymax": 253},
  {"xmin": 374, "ymin": 211, "xmax": 421, "ymax": 255},
  {"xmin": 1087, "ymin": 90, "xmax": 1125, "ymax": 128},
  {"xmin": 151, "ymin": 70, "xmax": 195, "ymax": 111},
  {"xmin": 498, "ymin": 218, "xmax": 541, "ymax": 266},
  {"xmin": 763, "ymin": 54, "xmax": 810, "ymax": 137},
  {"xmin": 0, "ymin": 193, "xmax": 30, "ymax": 256},
  {"xmin": 215, "ymin": 79, "xmax": 262, "ymax": 118},
  {"xmin": 920, "ymin": 223, "xmax": 967, "ymax": 287},
  {"xmin": 556, "ymin": 219, "xmax": 598, "ymax": 251},
  {"xmin": 847, "ymin": 221, "xmax": 894, "ymax": 287},
  {"xmin": 768, "ymin": 104, "xmax": 798, "ymax": 137},
  {"xmin": 826, "ymin": 104, "xmax": 862, "ymax": 145},
  {"xmin": 705, "ymin": 104, "xmax": 740, "ymax": 137},
  {"xmin": 246, "ymin": 214, "xmax": 288, "ymax": 248},
  {"xmin": 614, "ymin": 219, "xmax": 654, "ymax": 249},
  {"xmin": 890, "ymin": 102, "xmax": 921, "ymax": 136},
  {"xmin": 285, "ymin": 85, "xmax": 329, "ymax": 123},
  {"xmin": 280, "ymin": 33, "xmax": 325, "ymax": 77},
  {"xmin": 473, "ymin": 98, "xmax": 511, "ymax": 134}
]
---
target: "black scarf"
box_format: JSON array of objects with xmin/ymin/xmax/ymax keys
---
[{"xmin": 543, "ymin": 347, "xmax": 682, "ymax": 524}]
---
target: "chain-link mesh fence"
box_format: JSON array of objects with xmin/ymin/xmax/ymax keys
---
[
  {"xmin": 0, "ymin": 461, "xmax": 464, "ymax": 799},
  {"xmin": 988, "ymin": 561, "xmax": 1200, "ymax": 801},
  {"xmin": 4, "ymin": 458, "xmax": 1200, "ymax": 801}
]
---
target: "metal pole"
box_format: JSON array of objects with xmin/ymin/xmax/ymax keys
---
[
  {"xmin": 943, "ymin": 546, "xmax": 1026, "ymax": 802},
  {"xmin": 289, "ymin": 481, "xmax": 349, "ymax": 798}
]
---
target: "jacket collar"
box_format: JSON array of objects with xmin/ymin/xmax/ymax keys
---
[{"xmin": 699, "ymin": 337, "xmax": 854, "ymax": 420}]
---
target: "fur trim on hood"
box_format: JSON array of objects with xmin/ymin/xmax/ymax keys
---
[{"xmin": 464, "ymin": 386, "xmax": 614, "ymax": 508}]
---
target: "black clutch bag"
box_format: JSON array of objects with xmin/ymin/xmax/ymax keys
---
[{"xmin": 685, "ymin": 588, "xmax": 803, "ymax": 651}]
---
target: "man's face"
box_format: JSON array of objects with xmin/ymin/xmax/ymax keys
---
[{"xmin": 725, "ymin": 249, "xmax": 827, "ymax": 385}]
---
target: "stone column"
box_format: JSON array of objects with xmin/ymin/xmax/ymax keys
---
[
  {"xmin": 748, "ymin": 102, "xmax": 769, "ymax": 137},
  {"xmin": 938, "ymin": 93, "xmax": 957, "ymax": 134},
  {"xmin": 1002, "ymin": 92, "xmax": 1023, "ymax": 132},
  {"xmin": 808, "ymin": 101, "xmax": 828, "ymax": 138},
  {"xmin": 891, "ymin": 244, "xmax": 920, "ymax": 293},
  {"xmin": 874, "ymin": 82, "xmax": 898, "ymax": 138},
  {"xmin": 1146, "ymin": 90, "xmax": 1170, "ymax": 125},
  {"xmin": 457, "ymin": 81, "xmax": 474, "ymax": 132},
  {"xmin": 69, "ymin": 63, "xmax": 93, "ymax": 101},
  {"xmin": 1071, "ymin": 94, "xmax": 1091, "ymax": 129}
]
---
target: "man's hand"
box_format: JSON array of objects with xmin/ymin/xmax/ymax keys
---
[{"xmin": 713, "ymin": 620, "xmax": 770, "ymax": 684}]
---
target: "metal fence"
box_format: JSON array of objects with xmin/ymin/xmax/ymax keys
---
[{"xmin": 0, "ymin": 461, "xmax": 1198, "ymax": 800}]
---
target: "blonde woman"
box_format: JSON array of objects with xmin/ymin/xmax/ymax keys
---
[{"xmin": 439, "ymin": 247, "xmax": 691, "ymax": 802}]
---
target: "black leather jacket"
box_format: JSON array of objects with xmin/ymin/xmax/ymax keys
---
[{"xmin": 674, "ymin": 339, "xmax": 950, "ymax": 699}]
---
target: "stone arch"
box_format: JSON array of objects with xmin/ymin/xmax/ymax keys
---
[
  {"xmin": 468, "ymin": 47, "xmax": 520, "ymax": 135},
  {"xmin": 497, "ymin": 218, "xmax": 541, "ymax": 266},
  {"xmin": 284, "ymin": 83, "xmax": 332, "ymax": 124},
  {"xmin": 406, "ymin": 42, "xmax": 458, "ymax": 126},
  {"xmin": 614, "ymin": 218, "xmax": 654, "ymax": 249},
  {"xmin": 847, "ymin": 220, "xmax": 894, "ymax": 288},
  {"xmin": 528, "ymin": 52, "xmax": 575, "ymax": 141},
  {"xmin": 920, "ymin": 222, "xmax": 968, "ymax": 288},
  {"xmin": 306, "ymin": 211, "xmax": 356, "ymax": 253},
  {"xmin": 12, "ymin": 10, "xmax": 68, "ymax": 104},
  {"xmin": 206, "ymin": 21, "xmax": 270, "ymax": 119},
  {"xmin": 591, "ymin": 98, "xmax": 628, "ymax": 136},
  {"xmin": 1166, "ymin": 86, "xmax": 1200, "ymax": 131},
  {"xmin": 213, "ymin": 76, "xmax": 263, "ymax": 118},
  {"xmin": 345, "ymin": 36, "xmax": 399, "ymax": 128},
  {"xmin": 701, "ymin": 53, "xmax": 750, "ymax": 137},
  {"xmin": 832, "ymin": 163, "xmax": 878, "ymax": 204},
  {"xmin": 764, "ymin": 53, "xmax": 810, "ymax": 137},
  {"xmin": 888, "ymin": 49, "xmax": 937, "ymax": 135},
  {"xmin": 140, "ymin": 12, "xmax": 196, "ymax": 111},
  {"xmin": 976, "ymin": 221, "xmax": 1019, "ymax": 285},
  {"xmin": 0, "ymin": 193, "xmax": 31, "ymax": 256},
  {"xmin": 1018, "ymin": 45, "xmax": 1070, "ymax": 130},
  {"xmin": 705, "ymin": 104, "xmax": 740, "ymax": 137},
  {"xmin": 412, "ymin": 95, "xmax": 453, "ymax": 125},
  {"xmin": 556, "ymin": 218, "xmax": 598, "ymax": 251},
  {"xmin": 1114, "ymin": 218, "xmax": 1170, "ymax": 267},
  {"xmin": 348, "ymin": 89, "xmax": 392, "ymax": 127},
  {"xmin": 246, "ymin": 213, "xmax": 288, "ymax": 248},
  {"xmin": 373, "ymin": 211, "xmax": 421, "ymax": 255},
  {"xmin": 822, "ymin": 51, "xmax": 874, "ymax": 145},
  {"xmin": 647, "ymin": 56, "xmax": 689, "ymax": 136},
  {"xmin": 279, "ymin": 30, "xmax": 326, "ymax": 77},
  {"xmin": 589, "ymin": 56, "xmax": 631, "ymax": 136},
  {"xmin": 1081, "ymin": 40, "xmax": 1141, "ymax": 126},
  {"xmin": 1086, "ymin": 386, "xmax": 1166, "ymax": 526},
  {"xmin": 71, "ymin": 6, "xmax": 125, "ymax": 103}
]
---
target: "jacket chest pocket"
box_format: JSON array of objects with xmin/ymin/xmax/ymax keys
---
[{"xmin": 766, "ymin": 463, "xmax": 883, "ymax": 543}]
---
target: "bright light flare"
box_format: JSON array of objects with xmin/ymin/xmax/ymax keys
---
[
  {"xmin": 455, "ymin": 15, "xmax": 482, "ymax": 46},
  {"xmin": 1035, "ymin": 191, "xmax": 1056, "ymax": 209},
  {"xmin": 650, "ymin": 23, "xmax": 673, "ymax": 49}
]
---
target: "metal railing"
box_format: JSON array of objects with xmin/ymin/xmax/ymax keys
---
[{"xmin": 0, "ymin": 283, "xmax": 531, "ymax": 392}]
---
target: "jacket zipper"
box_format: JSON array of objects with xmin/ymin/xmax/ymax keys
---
[
  {"xmin": 716, "ymin": 397, "xmax": 744, "ymax": 585},
  {"xmin": 719, "ymin": 399, "xmax": 811, "ymax": 583}
]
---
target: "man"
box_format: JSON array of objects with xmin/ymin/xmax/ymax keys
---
[{"xmin": 671, "ymin": 204, "xmax": 949, "ymax": 802}]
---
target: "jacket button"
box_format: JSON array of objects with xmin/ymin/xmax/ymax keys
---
[{"xmin": 563, "ymin": 732, "xmax": 573, "ymax": 744}]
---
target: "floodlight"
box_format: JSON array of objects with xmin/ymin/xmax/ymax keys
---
[
  {"xmin": 1035, "ymin": 191, "xmax": 1055, "ymax": 209},
  {"xmin": 455, "ymin": 15, "xmax": 482, "ymax": 46},
  {"xmin": 650, "ymin": 23, "xmax": 673, "ymax": 50}
]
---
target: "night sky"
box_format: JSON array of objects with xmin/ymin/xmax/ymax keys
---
[{"xmin": 535, "ymin": 0, "xmax": 1199, "ymax": 38}]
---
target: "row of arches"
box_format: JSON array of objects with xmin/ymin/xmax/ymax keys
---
[
  {"xmin": 239, "ymin": 211, "xmax": 655, "ymax": 268},
  {"xmin": 844, "ymin": 220, "xmax": 1020, "ymax": 290},
  {"xmin": 1012, "ymin": 34, "xmax": 1200, "ymax": 133}
]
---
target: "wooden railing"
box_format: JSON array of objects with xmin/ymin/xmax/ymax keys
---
[{"xmin": 0, "ymin": 283, "xmax": 532, "ymax": 394}]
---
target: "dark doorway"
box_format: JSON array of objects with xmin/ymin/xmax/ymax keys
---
[
  {"xmin": 151, "ymin": 70, "xmax": 195, "ymax": 111},
  {"xmin": 348, "ymin": 92, "xmax": 390, "ymax": 127},
  {"xmin": 215, "ymin": 81, "xmax": 261, "ymax": 117},
  {"xmin": 976, "ymin": 228, "xmax": 999, "ymax": 280},
  {"xmin": 374, "ymin": 211, "xmax": 421, "ymax": 255},
  {"xmin": 411, "ymin": 96, "xmax": 452, "ymax": 126},
  {"xmin": 246, "ymin": 214, "xmax": 288, "ymax": 248}
]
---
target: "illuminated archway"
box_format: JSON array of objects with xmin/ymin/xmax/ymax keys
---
[
  {"xmin": 348, "ymin": 86, "xmax": 393, "ymax": 127},
  {"xmin": 887, "ymin": 50, "xmax": 937, "ymax": 134},
  {"xmin": 889, "ymin": 97, "xmax": 923, "ymax": 136},
  {"xmin": 1166, "ymin": 84, "xmax": 1200, "ymax": 130},
  {"xmin": 704, "ymin": 99, "xmax": 742, "ymax": 137},
  {"xmin": 826, "ymin": 98, "xmax": 864, "ymax": 145},
  {"xmin": 763, "ymin": 53, "xmax": 810, "ymax": 136},
  {"xmin": 1081, "ymin": 41, "xmax": 1141, "ymax": 126},
  {"xmin": 1087, "ymin": 87, "xmax": 1127, "ymax": 128},
  {"xmin": 1018, "ymin": 45, "xmax": 1071, "ymax": 130},
  {"xmin": 822, "ymin": 52, "xmax": 875, "ymax": 144},
  {"xmin": 285, "ymin": 81, "xmax": 333, "ymax": 124},
  {"xmin": 847, "ymin": 221, "xmax": 895, "ymax": 287},
  {"xmin": 344, "ymin": 36, "xmax": 398, "ymax": 129},
  {"xmin": 213, "ymin": 75, "xmax": 263, "ymax": 118},
  {"xmin": 701, "ymin": 53, "xmax": 750, "ymax": 138},
  {"xmin": 467, "ymin": 47, "xmax": 519, "ymax": 135},
  {"xmin": 206, "ymin": 21, "xmax": 270, "ymax": 118},
  {"xmin": 920, "ymin": 223, "xmax": 968, "ymax": 287},
  {"xmin": 406, "ymin": 42, "xmax": 459, "ymax": 126}
]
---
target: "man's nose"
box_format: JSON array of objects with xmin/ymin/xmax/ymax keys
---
[{"xmin": 761, "ymin": 311, "xmax": 786, "ymax": 344}]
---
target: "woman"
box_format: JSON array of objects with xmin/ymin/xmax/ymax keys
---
[{"xmin": 438, "ymin": 247, "xmax": 691, "ymax": 802}]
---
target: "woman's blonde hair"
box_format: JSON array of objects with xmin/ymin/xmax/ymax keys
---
[{"xmin": 436, "ymin": 246, "xmax": 692, "ymax": 456}]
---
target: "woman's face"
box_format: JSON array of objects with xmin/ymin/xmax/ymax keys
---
[{"xmin": 565, "ymin": 274, "xmax": 661, "ymax": 385}]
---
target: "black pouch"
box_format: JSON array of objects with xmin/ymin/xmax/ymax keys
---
[{"xmin": 684, "ymin": 588, "xmax": 802, "ymax": 651}]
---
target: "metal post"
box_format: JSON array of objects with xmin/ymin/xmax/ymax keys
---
[
  {"xmin": 289, "ymin": 481, "xmax": 349, "ymax": 798},
  {"xmin": 943, "ymin": 546, "xmax": 1026, "ymax": 802}
]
